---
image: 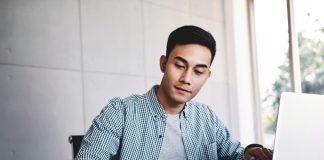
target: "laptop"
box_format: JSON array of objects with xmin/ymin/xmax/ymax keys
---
[{"xmin": 273, "ymin": 92, "xmax": 324, "ymax": 160}]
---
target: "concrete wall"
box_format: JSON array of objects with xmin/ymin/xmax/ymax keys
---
[{"xmin": 0, "ymin": 0, "xmax": 240, "ymax": 159}]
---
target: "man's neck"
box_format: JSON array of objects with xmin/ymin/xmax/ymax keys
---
[{"xmin": 155, "ymin": 86, "xmax": 185, "ymax": 114}]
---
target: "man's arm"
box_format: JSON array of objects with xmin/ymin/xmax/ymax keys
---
[
  {"xmin": 76, "ymin": 98, "xmax": 125, "ymax": 159},
  {"xmin": 208, "ymin": 107, "xmax": 273, "ymax": 160},
  {"xmin": 206, "ymin": 108, "xmax": 245, "ymax": 160},
  {"xmin": 215, "ymin": 125, "xmax": 245, "ymax": 160}
]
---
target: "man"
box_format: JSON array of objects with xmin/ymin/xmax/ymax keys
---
[{"xmin": 76, "ymin": 25, "xmax": 272, "ymax": 160}]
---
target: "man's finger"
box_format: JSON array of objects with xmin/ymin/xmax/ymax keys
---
[
  {"xmin": 262, "ymin": 148, "xmax": 273, "ymax": 159},
  {"xmin": 249, "ymin": 147, "xmax": 269, "ymax": 160}
]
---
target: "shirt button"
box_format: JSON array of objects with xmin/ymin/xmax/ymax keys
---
[
  {"xmin": 159, "ymin": 135, "xmax": 162, "ymax": 138},
  {"xmin": 153, "ymin": 115, "xmax": 158, "ymax": 121}
]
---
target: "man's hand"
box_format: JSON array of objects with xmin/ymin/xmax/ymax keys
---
[{"xmin": 244, "ymin": 145, "xmax": 273, "ymax": 160}]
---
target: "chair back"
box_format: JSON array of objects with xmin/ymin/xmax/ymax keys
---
[{"xmin": 68, "ymin": 135, "xmax": 84, "ymax": 158}]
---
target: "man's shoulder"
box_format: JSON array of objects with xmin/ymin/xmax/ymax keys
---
[
  {"xmin": 124, "ymin": 93, "xmax": 148, "ymax": 106},
  {"xmin": 186, "ymin": 101, "xmax": 219, "ymax": 119},
  {"xmin": 106, "ymin": 93, "xmax": 147, "ymax": 109},
  {"xmin": 186, "ymin": 101, "xmax": 226, "ymax": 129},
  {"xmin": 187, "ymin": 100, "xmax": 213, "ymax": 112}
]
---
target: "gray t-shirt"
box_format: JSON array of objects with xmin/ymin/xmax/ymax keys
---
[{"xmin": 159, "ymin": 114, "xmax": 187, "ymax": 160}]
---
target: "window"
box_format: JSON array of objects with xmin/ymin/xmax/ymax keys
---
[
  {"xmin": 294, "ymin": 0, "xmax": 324, "ymax": 94},
  {"xmin": 252, "ymin": 0, "xmax": 324, "ymax": 148}
]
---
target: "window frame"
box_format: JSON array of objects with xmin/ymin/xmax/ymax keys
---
[{"xmin": 249, "ymin": 0, "xmax": 303, "ymax": 144}]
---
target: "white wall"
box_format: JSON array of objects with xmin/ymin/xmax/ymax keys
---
[{"xmin": 0, "ymin": 0, "xmax": 256, "ymax": 159}]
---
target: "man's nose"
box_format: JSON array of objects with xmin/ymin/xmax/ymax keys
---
[{"xmin": 179, "ymin": 70, "xmax": 192, "ymax": 85}]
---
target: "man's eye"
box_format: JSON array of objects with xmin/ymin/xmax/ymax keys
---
[
  {"xmin": 195, "ymin": 70, "xmax": 204, "ymax": 75},
  {"xmin": 175, "ymin": 64, "xmax": 185, "ymax": 69},
  {"xmin": 195, "ymin": 69, "xmax": 208, "ymax": 75}
]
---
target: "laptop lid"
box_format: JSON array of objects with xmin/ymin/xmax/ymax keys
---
[{"xmin": 273, "ymin": 92, "xmax": 324, "ymax": 160}]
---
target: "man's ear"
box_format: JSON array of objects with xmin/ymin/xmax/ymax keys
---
[{"xmin": 159, "ymin": 55, "xmax": 167, "ymax": 73}]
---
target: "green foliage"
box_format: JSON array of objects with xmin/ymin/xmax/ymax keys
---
[{"xmin": 263, "ymin": 28, "xmax": 324, "ymax": 134}]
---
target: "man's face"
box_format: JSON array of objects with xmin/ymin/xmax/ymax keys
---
[{"xmin": 159, "ymin": 44, "xmax": 212, "ymax": 106}]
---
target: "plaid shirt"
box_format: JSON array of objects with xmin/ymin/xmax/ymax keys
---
[{"xmin": 76, "ymin": 85, "xmax": 244, "ymax": 160}]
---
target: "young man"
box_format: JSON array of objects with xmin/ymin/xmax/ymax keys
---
[{"xmin": 76, "ymin": 25, "xmax": 272, "ymax": 160}]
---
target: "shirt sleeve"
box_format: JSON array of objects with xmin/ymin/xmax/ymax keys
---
[
  {"xmin": 209, "ymin": 108, "xmax": 245, "ymax": 160},
  {"xmin": 76, "ymin": 98, "xmax": 125, "ymax": 159}
]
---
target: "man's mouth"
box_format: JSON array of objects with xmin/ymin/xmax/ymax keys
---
[{"xmin": 175, "ymin": 86, "xmax": 192, "ymax": 93}]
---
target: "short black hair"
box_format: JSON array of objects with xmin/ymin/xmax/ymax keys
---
[{"xmin": 166, "ymin": 25, "xmax": 216, "ymax": 64}]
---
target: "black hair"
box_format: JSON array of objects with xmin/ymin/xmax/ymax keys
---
[{"xmin": 166, "ymin": 25, "xmax": 216, "ymax": 64}]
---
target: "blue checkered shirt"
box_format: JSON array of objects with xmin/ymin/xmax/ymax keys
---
[{"xmin": 76, "ymin": 85, "xmax": 244, "ymax": 160}]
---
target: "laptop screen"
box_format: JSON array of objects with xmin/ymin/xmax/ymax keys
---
[{"xmin": 273, "ymin": 92, "xmax": 324, "ymax": 160}]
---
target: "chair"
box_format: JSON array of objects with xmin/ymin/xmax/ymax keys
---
[{"xmin": 68, "ymin": 135, "xmax": 84, "ymax": 158}]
